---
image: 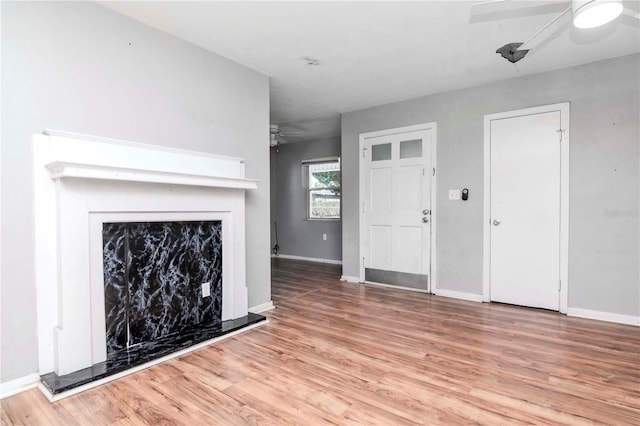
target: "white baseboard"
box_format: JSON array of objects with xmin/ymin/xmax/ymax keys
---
[
  {"xmin": 0, "ymin": 373, "xmax": 40, "ymax": 399},
  {"xmin": 567, "ymin": 307, "xmax": 639, "ymax": 326},
  {"xmin": 364, "ymin": 280, "xmax": 430, "ymax": 293},
  {"xmin": 249, "ymin": 300, "xmax": 275, "ymax": 313},
  {"xmin": 340, "ymin": 275, "xmax": 361, "ymax": 283},
  {"xmin": 272, "ymin": 254, "xmax": 342, "ymax": 265},
  {"xmin": 434, "ymin": 289, "xmax": 483, "ymax": 303},
  {"xmin": 38, "ymin": 319, "xmax": 269, "ymax": 402}
]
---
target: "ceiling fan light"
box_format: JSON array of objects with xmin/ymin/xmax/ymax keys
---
[{"xmin": 572, "ymin": 0, "xmax": 624, "ymax": 29}]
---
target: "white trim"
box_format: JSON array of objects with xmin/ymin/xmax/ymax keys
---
[
  {"xmin": 434, "ymin": 289, "xmax": 483, "ymax": 303},
  {"xmin": 38, "ymin": 131, "xmax": 258, "ymax": 190},
  {"xmin": 272, "ymin": 254, "xmax": 342, "ymax": 265},
  {"xmin": 359, "ymin": 122, "xmax": 439, "ymax": 138},
  {"xmin": 567, "ymin": 308, "xmax": 640, "ymax": 326},
  {"xmin": 483, "ymin": 103, "xmax": 570, "ymax": 313},
  {"xmin": 0, "ymin": 373, "xmax": 40, "ymax": 400},
  {"xmin": 340, "ymin": 275, "xmax": 361, "ymax": 283},
  {"xmin": 46, "ymin": 162, "xmax": 258, "ymax": 190},
  {"xmin": 249, "ymin": 301, "xmax": 275, "ymax": 313},
  {"xmin": 363, "ymin": 280, "xmax": 430, "ymax": 294},
  {"xmin": 358, "ymin": 122, "xmax": 438, "ymax": 292},
  {"xmin": 301, "ymin": 156, "xmax": 340, "ymax": 165},
  {"xmin": 38, "ymin": 320, "xmax": 268, "ymax": 402}
]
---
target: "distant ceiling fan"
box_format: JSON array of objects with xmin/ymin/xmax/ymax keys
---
[
  {"xmin": 472, "ymin": 0, "xmax": 640, "ymax": 63},
  {"xmin": 270, "ymin": 124, "xmax": 302, "ymax": 147}
]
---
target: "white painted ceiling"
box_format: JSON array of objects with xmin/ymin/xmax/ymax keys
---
[{"xmin": 102, "ymin": 1, "xmax": 640, "ymax": 142}]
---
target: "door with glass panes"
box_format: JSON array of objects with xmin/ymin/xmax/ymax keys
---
[{"xmin": 362, "ymin": 129, "xmax": 433, "ymax": 290}]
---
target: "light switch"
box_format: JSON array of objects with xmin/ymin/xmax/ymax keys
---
[
  {"xmin": 449, "ymin": 189, "xmax": 461, "ymax": 200},
  {"xmin": 323, "ymin": 233, "xmax": 327, "ymax": 241}
]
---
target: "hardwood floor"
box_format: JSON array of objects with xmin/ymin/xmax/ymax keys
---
[{"xmin": 2, "ymin": 257, "xmax": 639, "ymax": 425}]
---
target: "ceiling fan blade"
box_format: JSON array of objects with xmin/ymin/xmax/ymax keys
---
[
  {"xmin": 471, "ymin": 0, "xmax": 512, "ymax": 14},
  {"xmin": 622, "ymin": 7, "xmax": 640, "ymax": 20},
  {"xmin": 517, "ymin": 5, "xmax": 571, "ymax": 51},
  {"xmin": 471, "ymin": 0, "xmax": 570, "ymax": 24}
]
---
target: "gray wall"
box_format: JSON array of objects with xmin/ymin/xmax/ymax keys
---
[
  {"xmin": 1, "ymin": 2, "xmax": 270, "ymax": 382},
  {"xmin": 342, "ymin": 54, "xmax": 639, "ymax": 317},
  {"xmin": 272, "ymin": 136, "xmax": 342, "ymax": 261}
]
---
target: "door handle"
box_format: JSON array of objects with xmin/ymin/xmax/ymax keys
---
[
  {"xmin": 493, "ymin": 219, "xmax": 501, "ymax": 226},
  {"xmin": 423, "ymin": 209, "xmax": 430, "ymax": 215},
  {"xmin": 422, "ymin": 217, "xmax": 429, "ymax": 223}
]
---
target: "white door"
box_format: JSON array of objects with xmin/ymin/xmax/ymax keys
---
[
  {"xmin": 363, "ymin": 130, "xmax": 433, "ymax": 290},
  {"xmin": 489, "ymin": 111, "xmax": 561, "ymax": 310}
]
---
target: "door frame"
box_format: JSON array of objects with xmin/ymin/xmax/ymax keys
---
[
  {"xmin": 483, "ymin": 103, "xmax": 570, "ymax": 313},
  {"xmin": 358, "ymin": 122, "xmax": 438, "ymax": 292}
]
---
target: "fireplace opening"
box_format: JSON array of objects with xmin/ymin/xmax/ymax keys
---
[{"xmin": 103, "ymin": 221, "xmax": 223, "ymax": 356}]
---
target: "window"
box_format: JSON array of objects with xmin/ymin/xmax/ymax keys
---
[{"xmin": 305, "ymin": 159, "xmax": 341, "ymax": 220}]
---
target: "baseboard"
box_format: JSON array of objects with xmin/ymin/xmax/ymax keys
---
[
  {"xmin": 340, "ymin": 275, "xmax": 361, "ymax": 283},
  {"xmin": 434, "ymin": 289, "xmax": 483, "ymax": 303},
  {"xmin": 272, "ymin": 254, "xmax": 342, "ymax": 265},
  {"xmin": 567, "ymin": 307, "xmax": 639, "ymax": 326},
  {"xmin": 0, "ymin": 373, "xmax": 40, "ymax": 399},
  {"xmin": 249, "ymin": 300, "xmax": 275, "ymax": 314}
]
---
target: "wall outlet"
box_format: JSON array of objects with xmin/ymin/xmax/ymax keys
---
[
  {"xmin": 449, "ymin": 189, "xmax": 461, "ymax": 200},
  {"xmin": 323, "ymin": 233, "xmax": 327, "ymax": 241},
  {"xmin": 201, "ymin": 282, "xmax": 211, "ymax": 297}
]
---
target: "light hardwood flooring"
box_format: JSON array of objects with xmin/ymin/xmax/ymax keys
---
[{"xmin": 2, "ymin": 257, "xmax": 639, "ymax": 425}]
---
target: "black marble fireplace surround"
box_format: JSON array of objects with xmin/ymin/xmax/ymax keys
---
[
  {"xmin": 40, "ymin": 220, "xmax": 266, "ymax": 396},
  {"xmin": 103, "ymin": 220, "xmax": 223, "ymax": 354}
]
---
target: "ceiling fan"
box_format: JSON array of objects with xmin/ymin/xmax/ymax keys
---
[
  {"xmin": 270, "ymin": 124, "xmax": 302, "ymax": 148},
  {"xmin": 472, "ymin": 0, "xmax": 640, "ymax": 63}
]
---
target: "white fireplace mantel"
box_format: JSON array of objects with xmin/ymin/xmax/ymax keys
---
[
  {"xmin": 40, "ymin": 130, "xmax": 258, "ymax": 189},
  {"xmin": 34, "ymin": 131, "xmax": 257, "ymax": 376}
]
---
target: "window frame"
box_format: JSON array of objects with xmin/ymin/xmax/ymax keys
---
[{"xmin": 303, "ymin": 158, "xmax": 341, "ymax": 221}]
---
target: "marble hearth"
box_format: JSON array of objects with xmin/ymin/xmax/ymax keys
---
[{"xmin": 33, "ymin": 131, "xmax": 263, "ymax": 397}]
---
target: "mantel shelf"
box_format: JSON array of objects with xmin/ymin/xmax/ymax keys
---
[{"xmin": 45, "ymin": 161, "xmax": 258, "ymax": 190}]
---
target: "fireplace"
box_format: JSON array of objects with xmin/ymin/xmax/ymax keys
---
[{"xmin": 33, "ymin": 131, "xmax": 261, "ymax": 391}]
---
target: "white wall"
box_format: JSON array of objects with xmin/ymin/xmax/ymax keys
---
[
  {"xmin": 342, "ymin": 54, "xmax": 639, "ymax": 318},
  {"xmin": 271, "ymin": 136, "xmax": 342, "ymax": 261},
  {"xmin": 1, "ymin": 2, "xmax": 270, "ymax": 382}
]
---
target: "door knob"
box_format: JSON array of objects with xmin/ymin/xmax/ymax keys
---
[
  {"xmin": 423, "ymin": 209, "xmax": 430, "ymax": 215},
  {"xmin": 422, "ymin": 217, "xmax": 429, "ymax": 223},
  {"xmin": 493, "ymin": 219, "xmax": 501, "ymax": 226}
]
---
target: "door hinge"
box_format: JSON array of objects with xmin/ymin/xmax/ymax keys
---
[
  {"xmin": 433, "ymin": 167, "xmax": 436, "ymax": 176},
  {"xmin": 362, "ymin": 146, "xmax": 368, "ymax": 158},
  {"xmin": 557, "ymin": 129, "xmax": 565, "ymax": 142},
  {"xmin": 422, "ymin": 168, "xmax": 425, "ymax": 176},
  {"xmin": 559, "ymin": 280, "xmax": 561, "ymax": 291},
  {"xmin": 362, "ymin": 202, "xmax": 366, "ymax": 213}
]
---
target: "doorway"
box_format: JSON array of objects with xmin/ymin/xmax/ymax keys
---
[
  {"xmin": 359, "ymin": 123, "xmax": 437, "ymax": 292},
  {"xmin": 483, "ymin": 103, "xmax": 569, "ymax": 312}
]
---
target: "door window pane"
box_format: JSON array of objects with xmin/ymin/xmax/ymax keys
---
[
  {"xmin": 400, "ymin": 139, "xmax": 422, "ymax": 159},
  {"xmin": 371, "ymin": 143, "xmax": 392, "ymax": 161}
]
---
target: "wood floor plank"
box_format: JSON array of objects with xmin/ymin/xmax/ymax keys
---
[{"xmin": 2, "ymin": 257, "xmax": 638, "ymax": 425}]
